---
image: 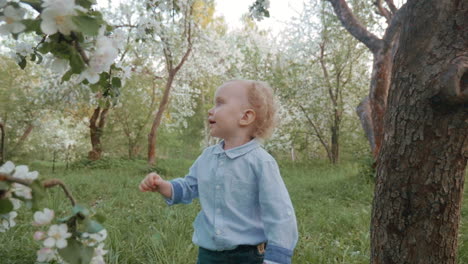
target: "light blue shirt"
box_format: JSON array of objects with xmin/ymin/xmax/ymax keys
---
[{"xmin": 166, "ymin": 139, "xmax": 298, "ymax": 264}]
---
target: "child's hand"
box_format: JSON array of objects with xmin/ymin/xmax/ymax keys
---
[{"xmin": 139, "ymin": 172, "xmax": 164, "ymax": 192}]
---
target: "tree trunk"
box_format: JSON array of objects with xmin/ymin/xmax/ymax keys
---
[
  {"xmin": 147, "ymin": 20, "xmax": 193, "ymax": 166},
  {"xmin": 330, "ymin": 109, "xmax": 340, "ymax": 164},
  {"xmin": 327, "ymin": 0, "xmax": 403, "ymax": 159},
  {"xmin": 88, "ymin": 107, "xmax": 109, "ymax": 161},
  {"xmin": 371, "ymin": 1, "xmax": 468, "ymax": 263},
  {"xmin": 0, "ymin": 122, "xmax": 4, "ymax": 164},
  {"xmin": 148, "ymin": 72, "xmax": 176, "ymax": 166}
]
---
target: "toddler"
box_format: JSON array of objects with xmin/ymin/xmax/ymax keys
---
[{"xmin": 139, "ymin": 80, "xmax": 298, "ymax": 264}]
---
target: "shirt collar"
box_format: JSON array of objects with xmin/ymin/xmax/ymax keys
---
[{"xmin": 212, "ymin": 139, "xmax": 260, "ymax": 159}]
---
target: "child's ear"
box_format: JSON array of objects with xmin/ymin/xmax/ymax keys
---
[{"xmin": 239, "ymin": 109, "xmax": 256, "ymax": 126}]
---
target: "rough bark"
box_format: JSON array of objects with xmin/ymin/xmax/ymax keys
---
[
  {"xmin": 327, "ymin": 0, "xmax": 404, "ymax": 160},
  {"xmin": 371, "ymin": 1, "xmax": 468, "ymax": 263},
  {"xmin": 88, "ymin": 107, "xmax": 109, "ymax": 161}
]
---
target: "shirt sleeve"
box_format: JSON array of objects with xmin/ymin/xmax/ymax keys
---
[
  {"xmin": 258, "ymin": 160, "xmax": 298, "ymax": 264},
  {"xmin": 165, "ymin": 155, "xmax": 202, "ymax": 205}
]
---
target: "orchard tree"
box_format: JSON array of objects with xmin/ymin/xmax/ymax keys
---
[
  {"xmin": 0, "ymin": 56, "xmax": 46, "ymax": 162},
  {"xmin": 325, "ymin": 0, "xmax": 404, "ymax": 158},
  {"xmin": 370, "ymin": 0, "xmax": 467, "ymax": 263},
  {"xmin": 276, "ymin": 0, "xmax": 369, "ymax": 163}
]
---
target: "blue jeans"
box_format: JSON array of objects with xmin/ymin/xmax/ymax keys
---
[{"xmin": 196, "ymin": 245, "xmax": 265, "ymax": 264}]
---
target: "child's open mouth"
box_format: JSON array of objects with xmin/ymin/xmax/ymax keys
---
[{"xmin": 209, "ymin": 120, "xmax": 216, "ymax": 125}]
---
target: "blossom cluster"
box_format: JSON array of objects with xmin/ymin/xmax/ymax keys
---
[
  {"xmin": 0, "ymin": 161, "xmax": 108, "ymax": 263},
  {"xmin": 32, "ymin": 208, "xmax": 108, "ymax": 263},
  {"xmin": 0, "ymin": 0, "xmax": 129, "ymax": 87},
  {"xmin": 0, "ymin": 161, "xmax": 37, "ymax": 232}
]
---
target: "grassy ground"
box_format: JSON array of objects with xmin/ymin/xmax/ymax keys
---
[{"xmin": 0, "ymin": 158, "xmax": 467, "ymax": 263}]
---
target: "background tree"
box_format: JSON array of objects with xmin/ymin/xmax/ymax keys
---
[
  {"xmin": 370, "ymin": 0, "xmax": 467, "ymax": 263},
  {"xmin": 275, "ymin": 0, "xmax": 370, "ymax": 163},
  {"xmin": 325, "ymin": 0, "xmax": 404, "ymax": 159}
]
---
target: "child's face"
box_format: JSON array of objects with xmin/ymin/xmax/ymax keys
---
[{"xmin": 208, "ymin": 82, "xmax": 250, "ymax": 140}]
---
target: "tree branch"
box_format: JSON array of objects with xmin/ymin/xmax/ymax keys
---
[
  {"xmin": 298, "ymin": 105, "xmax": 333, "ymax": 161},
  {"xmin": 326, "ymin": 0, "xmax": 384, "ymax": 54},
  {"xmin": 374, "ymin": 0, "xmax": 392, "ymax": 22},
  {"xmin": 0, "ymin": 175, "xmax": 76, "ymax": 206},
  {"xmin": 382, "ymin": 3, "xmax": 406, "ymax": 49},
  {"xmin": 42, "ymin": 179, "xmax": 76, "ymax": 206},
  {"xmin": 385, "ymin": 0, "xmax": 398, "ymax": 13}
]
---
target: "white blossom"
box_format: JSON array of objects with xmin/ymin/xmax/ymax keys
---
[
  {"xmin": 12, "ymin": 165, "xmax": 39, "ymax": 180},
  {"xmin": 80, "ymin": 34, "xmax": 119, "ymax": 84},
  {"xmin": 34, "ymin": 231, "xmax": 47, "ymax": 241},
  {"xmin": 36, "ymin": 247, "xmax": 56, "ymax": 262},
  {"xmin": 0, "ymin": 5, "xmax": 26, "ymax": 35},
  {"xmin": 43, "ymin": 224, "xmax": 72, "ymax": 249},
  {"xmin": 10, "ymin": 198, "xmax": 21, "ymax": 210},
  {"xmin": 82, "ymin": 229, "xmax": 107, "ymax": 246},
  {"xmin": 90, "ymin": 243, "xmax": 107, "ymax": 264},
  {"xmin": 12, "ymin": 183, "xmax": 32, "ymax": 199},
  {"xmin": 33, "ymin": 208, "xmax": 55, "ymax": 226},
  {"xmin": 50, "ymin": 58, "xmax": 69, "ymax": 73},
  {"xmin": 40, "ymin": 0, "xmax": 79, "ymax": 35},
  {"xmin": 0, "ymin": 161, "xmax": 15, "ymax": 174},
  {"xmin": 0, "ymin": 211, "xmax": 18, "ymax": 232}
]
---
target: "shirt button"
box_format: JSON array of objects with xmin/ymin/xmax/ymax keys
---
[
  {"xmin": 216, "ymin": 208, "xmax": 221, "ymax": 214},
  {"xmin": 216, "ymin": 185, "xmax": 221, "ymax": 190},
  {"xmin": 216, "ymin": 229, "xmax": 221, "ymax": 235}
]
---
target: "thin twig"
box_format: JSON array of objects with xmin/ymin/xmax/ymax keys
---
[
  {"xmin": 0, "ymin": 174, "xmax": 76, "ymax": 206},
  {"xmin": 42, "ymin": 179, "xmax": 76, "ymax": 206}
]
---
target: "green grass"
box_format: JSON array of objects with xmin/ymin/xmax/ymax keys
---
[{"xmin": 0, "ymin": 158, "xmax": 467, "ymax": 263}]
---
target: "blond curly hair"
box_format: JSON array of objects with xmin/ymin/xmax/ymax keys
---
[{"xmin": 226, "ymin": 79, "xmax": 278, "ymax": 139}]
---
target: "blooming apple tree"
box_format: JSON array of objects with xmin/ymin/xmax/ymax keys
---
[
  {"xmin": 0, "ymin": 0, "xmax": 127, "ymax": 92},
  {"xmin": 0, "ymin": 161, "xmax": 108, "ymax": 263}
]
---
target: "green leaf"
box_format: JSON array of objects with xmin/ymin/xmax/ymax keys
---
[
  {"xmin": 72, "ymin": 15, "xmax": 100, "ymax": 36},
  {"xmin": 84, "ymin": 219, "xmax": 104, "ymax": 233},
  {"xmin": 21, "ymin": 19, "xmax": 41, "ymax": 34},
  {"xmin": 75, "ymin": 0, "xmax": 96, "ymax": 9},
  {"xmin": 69, "ymin": 49, "xmax": 86, "ymax": 74},
  {"xmin": 72, "ymin": 204, "xmax": 90, "ymax": 217},
  {"xmin": 37, "ymin": 42, "xmax": 51, "ymax": 54},
  {"xmin": 58, "ymin": 239, "xmax": 94, "ymax": 264},
  {"xmin": 0, "ymin": 182, "xmax": 9, "ymax": 191},
  {"xmin": 0, "ymin": 198, "xmax": 14, "ymax": 214},
  {"xmin": 35, "ymin": 53, "xmax": 43, "ymax": 64},
  {"xmin": 111, "ymin": 77, "xmax": 121, "ymax": 89},
  {"xmin": 50, "ymin": 42, "xmax": 73, "ymax": 59},
  {"xmin": 61, "ymin": 69, "xmax": 74, "ymax": 83},
  {"xmin": 57, "ymin": 215, "xmax": 74, "ymax": 223},
  {"xmin": 18, "ymin": 56, "xmax": 27, "ymax": 69}
]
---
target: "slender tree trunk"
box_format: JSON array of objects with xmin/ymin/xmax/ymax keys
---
[
  {"xmin": 147, "ymin": 18, "xmax": 193, "ymax": 166},
  {"xmin": 148, "ymin": 72, "xmax": 175, "ymax": 166},
  {"xmin": 327, "ymin": 0, "xmax": 404, "ymax": 160},
  {"xmin": 0, "ymin": 123, "xmax": 4, "ymax": 164},
  {"xmin": 88, "ymin": 107, "xmax": 109, "ymax": 161},
  {"xmin": 330, "ymin": 109, "xmax": 341, "ymax": 164},
  {"xmin": 371, "ymin": 1, "xmax": 468, "ymax": 263}
]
